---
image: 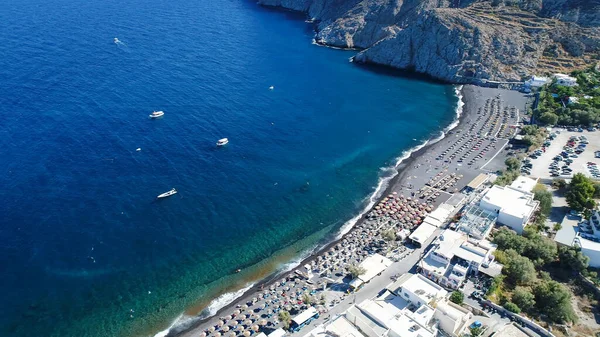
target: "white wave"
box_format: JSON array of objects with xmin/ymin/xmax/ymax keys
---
[
  {"xmin": 205, "ymin": 283, "xmax": 255, "ymax": 317},
  {"xmin": 334, "ymin": 85, "xmax": 465, "ymax": 239},
  {"xmin": 153, "ymin": 314, "xmax": 184, "ymax": 337}
]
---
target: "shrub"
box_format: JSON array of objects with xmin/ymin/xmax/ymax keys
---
[
  {"xmin": 450, "ymin": 291, "xmax": 464, "ymax": 305},
  {"xmin": 504, "ymin": 301, "xmax": 521, "ymax": 313}
]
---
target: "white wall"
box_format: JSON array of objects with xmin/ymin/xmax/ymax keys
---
[
  {"xmin": 497, "ymin": 212, "xmax": 526, "ymax": 233},
  {"xmin": 582, "ymin": 247, "xmax": 600, "ymax": 268}
]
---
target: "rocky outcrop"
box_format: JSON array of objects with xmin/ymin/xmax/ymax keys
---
[{"xmin": 258, "ymin": 0, "xmax": 600, "ymax": 83}]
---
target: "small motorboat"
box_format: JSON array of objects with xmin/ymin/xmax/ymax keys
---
[
  {"xmin": 114, "ymin": 38, "xmax": 120, "ymax": 44},
  {"xmin": 149, "ymin": 111, "xmax": 164, "ymax": 119},
  {"xmin": 216, "ymin": 138, "xmax": 229, "ymax": 146},
  {"xmin": 269, "ymin": 85, "xmax": 274, "ymax": 90},
  {"xmin": 157, "ymin": 188, "xmax": 177, "ymax": 199}
]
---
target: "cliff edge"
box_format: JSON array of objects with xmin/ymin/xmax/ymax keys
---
[{"xmin": 258, "ymin": 0, "xmax": 600, "ymax": 83}]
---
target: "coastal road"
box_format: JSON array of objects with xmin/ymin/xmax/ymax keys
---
[{"xmin": 294, "ymin": 229, "xmax": 443, "ymax": 337}]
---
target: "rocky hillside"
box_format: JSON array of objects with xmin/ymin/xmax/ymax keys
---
[{"xmin": 258, "ymin": 0, "xmax": 600, "ymax": 83}]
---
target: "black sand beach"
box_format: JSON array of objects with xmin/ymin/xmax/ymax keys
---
[{"xmin": 170, "ymin": 85, "xmax": 529, "ymax": 337}]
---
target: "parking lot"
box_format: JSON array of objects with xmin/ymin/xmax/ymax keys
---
[{"xmin": 525, "ymin": 129, "xmax": 600, "ymax": 180}]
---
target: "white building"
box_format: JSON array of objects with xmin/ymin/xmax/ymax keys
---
[
  {"xmin": 525, "ymin": 76, "xmax": 550, "ymax": 88},
  {"xmin": 575, "ymin": 210, "xmax": 600, "ymax": 268},
  {"xmin": 418, "ymin": 229, "xmax": 500, "ymax": 289},
  {"xmin": 305, "ymin": 315, "xmax": 364, "ymax": 337},
  {"xmin": 553, "ymin": 73, "xmax": 578, "ymax": 87},
  {"xmin": 434, "ymin": 300, "xmax": 473, "ymax": 336},
  {"xmin": 349, "ymin": 254, "xmax": 393, "ymax": 290},
  {"xmin": 479, "ymin": 183, "xmax": 539, "ymax": 233},
  {"xmin": 510, "ymin": 176, "xmax": 538, "ymax": 194},
  {"xmin": 387, "ymin": 273, "xmax": 448, "ymax": 307}
]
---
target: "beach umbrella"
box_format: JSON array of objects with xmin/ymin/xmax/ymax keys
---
[
  {"xmin": 208, "ymin": 326, "xmax": 216, "ymax": 333},
  {"xmin": 244, "ymin": 331, "xmax": 251, "ymax": 337},
  {"xmin": 200, "ymin": 333, "xmax": 206, "ymax": 337},
  {"xmin": 228, "ymin": 332, "xmax": 236, "ymax": 337},
  {"xmin": 225, "ymin": 315, "xmax": 232, "ymax": 321},
  {"xmin": 222, "ymin": 325, "xmax": 230, "ymax": 332},
  {"xmin": 242, "ymin": 304, "xmax": 249, "ymax": 310},
  {"xmin": 214, "ymin": 333, "xmax": 221, "ymax": 337},
  {"xmin": 217, "ymin": 320, "xmax": 225, "ymax": 327},
  {"xmin": 252, "ymin": 325, "xmax": 260, "ymax": 332},
  {"xmin": 259, "ymin": 319, "xmax": 267, "ymax": 326},
  {"xmin": 244, "ymin": 319, "xmax": 252, "ymax": 326},
  {"xmin": 233, "ymin": 310, "xmax": 241, "ymax": 315}
]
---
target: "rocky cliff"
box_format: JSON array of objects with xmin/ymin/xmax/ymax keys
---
[{"xmin": 258, "ymin": 0, "xmax": 600, "ymax": 83}]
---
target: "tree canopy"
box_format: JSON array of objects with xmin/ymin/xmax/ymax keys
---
[
  {"xmin": 565, "ymin": 173, "xmax": 597, "ymax": 211},
  {"xmin": 449, "ymin": 291, "xmax": 464, "ymax": 305},
  {"xmin": 533, "ymin": 280, "xmax": 577, "ymax": 323},
  {"xmin": 347, "ymin": 263, "xmax": 366, "ymax": 279},
  {"xmin": 504, "ymin": 249, "xmax": 537, "ymax": 285},
  {"xmin": 505, "ymin": 157, "xmax": 521, "ymax": 171},
  {"xmin": 558, "ymin": 245, "xmax": 589, "ymax": 272},
  {"xmin": 533, "ymin": 184, "xmax": 553, "ymax": 218},
  {"xmin": 512, "ymin": 287, "xmax": 536, "ymax": 312}
]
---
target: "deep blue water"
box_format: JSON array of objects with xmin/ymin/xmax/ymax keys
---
[{"xmin": 0, "ymin": 0, "xmax": 458, "ymax": 336}]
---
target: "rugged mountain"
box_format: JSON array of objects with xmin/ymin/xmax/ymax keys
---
[{"xmin": 258, "ymin": 0, "xmax": 600, "ymax": 83}]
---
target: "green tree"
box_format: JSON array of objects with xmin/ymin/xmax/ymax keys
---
[
  {"xmin": 470, "ymin": 326, "xmax": 483, "ymax": 337},
  {"xmin": 594, "ymin": 183, "xmax": 600, "ymax": 199},
  {"xmin": 512, "ymin": 287, "xmax": 536, "ymax": 312},
  {"xmin": 505, "ymin": 157, "xmax": 521, "ymax": 171},
  {"xmin": 524, "ymin": 232, "xmax": 558, "ymax": 266},
  {"xmin": 533, "ymin": 185, "xmax": 553, "ymax": 218},
  {"xmin": 346, "ymin": 263, "xmax": 366, "ymax": 279},
  {"xmin": 504, "ymin": 250, "xmax": 537, "ymax": 285},
  {"xmin": 302, "ymin": 293, "xmax": 313, "ymax": 305},
  {"xmin": 552, "ymin": 178, "xmax": 567, "ymax": 190},
  {"xmin": 278, "ymin": 310, "xmax": 292, "ymax": 329},
  {"xmin": 382, "ymin": 229, "xmax": 396, "ymax": 242},
  {"xmin": 538, "ymin": 111, "xmax": 559, "ymax": 125},
  {"xmin": 566, "ymin": 173, "xmax": 597, "ymax": 211},
  {"xmin": 493, "ymin": 228, "xmax": 528, "ymax": 254},
  {"xmin": 558, "ymin": 245, "xmax": 589, "ymax": 272},
  {"xmin": 504, "ymin": 301, "xmax": 521, "ymax": 313},
  {"xmin": 449, "ymin": 291, "xmax": 464, "ymax": 305},
  {"xmin": 533, "ymin": 280, "xmax": 577, "ymax": 323}
]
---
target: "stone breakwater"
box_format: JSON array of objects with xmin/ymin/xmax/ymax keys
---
[{"xmin": 259, "ymin": 0, "xmax": 600, "ymax": 83}]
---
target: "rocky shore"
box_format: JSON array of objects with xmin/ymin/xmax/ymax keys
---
[{"xmin": 258, "ymin": 0, "xmax": 599, "ymax": 83}]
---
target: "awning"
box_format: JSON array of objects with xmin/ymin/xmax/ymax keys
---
[{"xmin": 467, "ymin": 173, "xmax": 488, "ymax": 190}]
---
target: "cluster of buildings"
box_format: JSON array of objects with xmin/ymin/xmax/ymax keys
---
[
  {"xmin": 555, "ymin": 208, "xmax": 600, "ymax": 268},
  {"xmin": 524, "ymin": 73, "xmax": 578, "ymax": 89},
  {"xmin": 307, "ymin": 274, "xmax": 473, "ymax": 337},
  {"xmin": 301, "ymin": 174, "xmax": 542, "ymax": 337},
  {"xmin": 413, "ymin": 175, "xmax": 538, "ymax": 289}
]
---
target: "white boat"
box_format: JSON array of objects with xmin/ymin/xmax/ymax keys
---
[
  {"xmin": 157, "ymin": 188, "xmax": 177, "ymax": 199},
  {"xmin": 149, "ymin": 111, "xmax": 164, "ymax": 119},
  {"xmin": 114, "ymin": 38, "xmax": 120, "ymax": 44},
  {"xmin": 216, "ymin": 138, "xmax": 229, "ymax": 146}
]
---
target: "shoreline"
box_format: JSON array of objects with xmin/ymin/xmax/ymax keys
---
[{"xmin": 166, "ymin": 85, "xmax": 469, "ymax": 337}]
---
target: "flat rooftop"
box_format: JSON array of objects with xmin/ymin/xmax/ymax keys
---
[
  {"xmin": 510, "ymin": 176, "xmax": 538, "ymax": 193},
  {"xmin": 306, "ymin": 316, "xmax": 365, "ymax": 337},
  {"xmin": 389, "ymin": 273, "xmax": 447, "ymax": 302},
  {"xmin": 482, "ymin": 186, "xmax": 536, "ymax": 219}
]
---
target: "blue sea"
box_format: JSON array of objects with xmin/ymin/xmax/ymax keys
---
[{"xmin": 0, "ymin": 0, "xmax": 459, "ymax": 336}]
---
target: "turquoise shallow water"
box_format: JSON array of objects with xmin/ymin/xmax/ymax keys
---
[{"xmin": 0, "ymin": 0, "xmax": 458, "ymax": 336}]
